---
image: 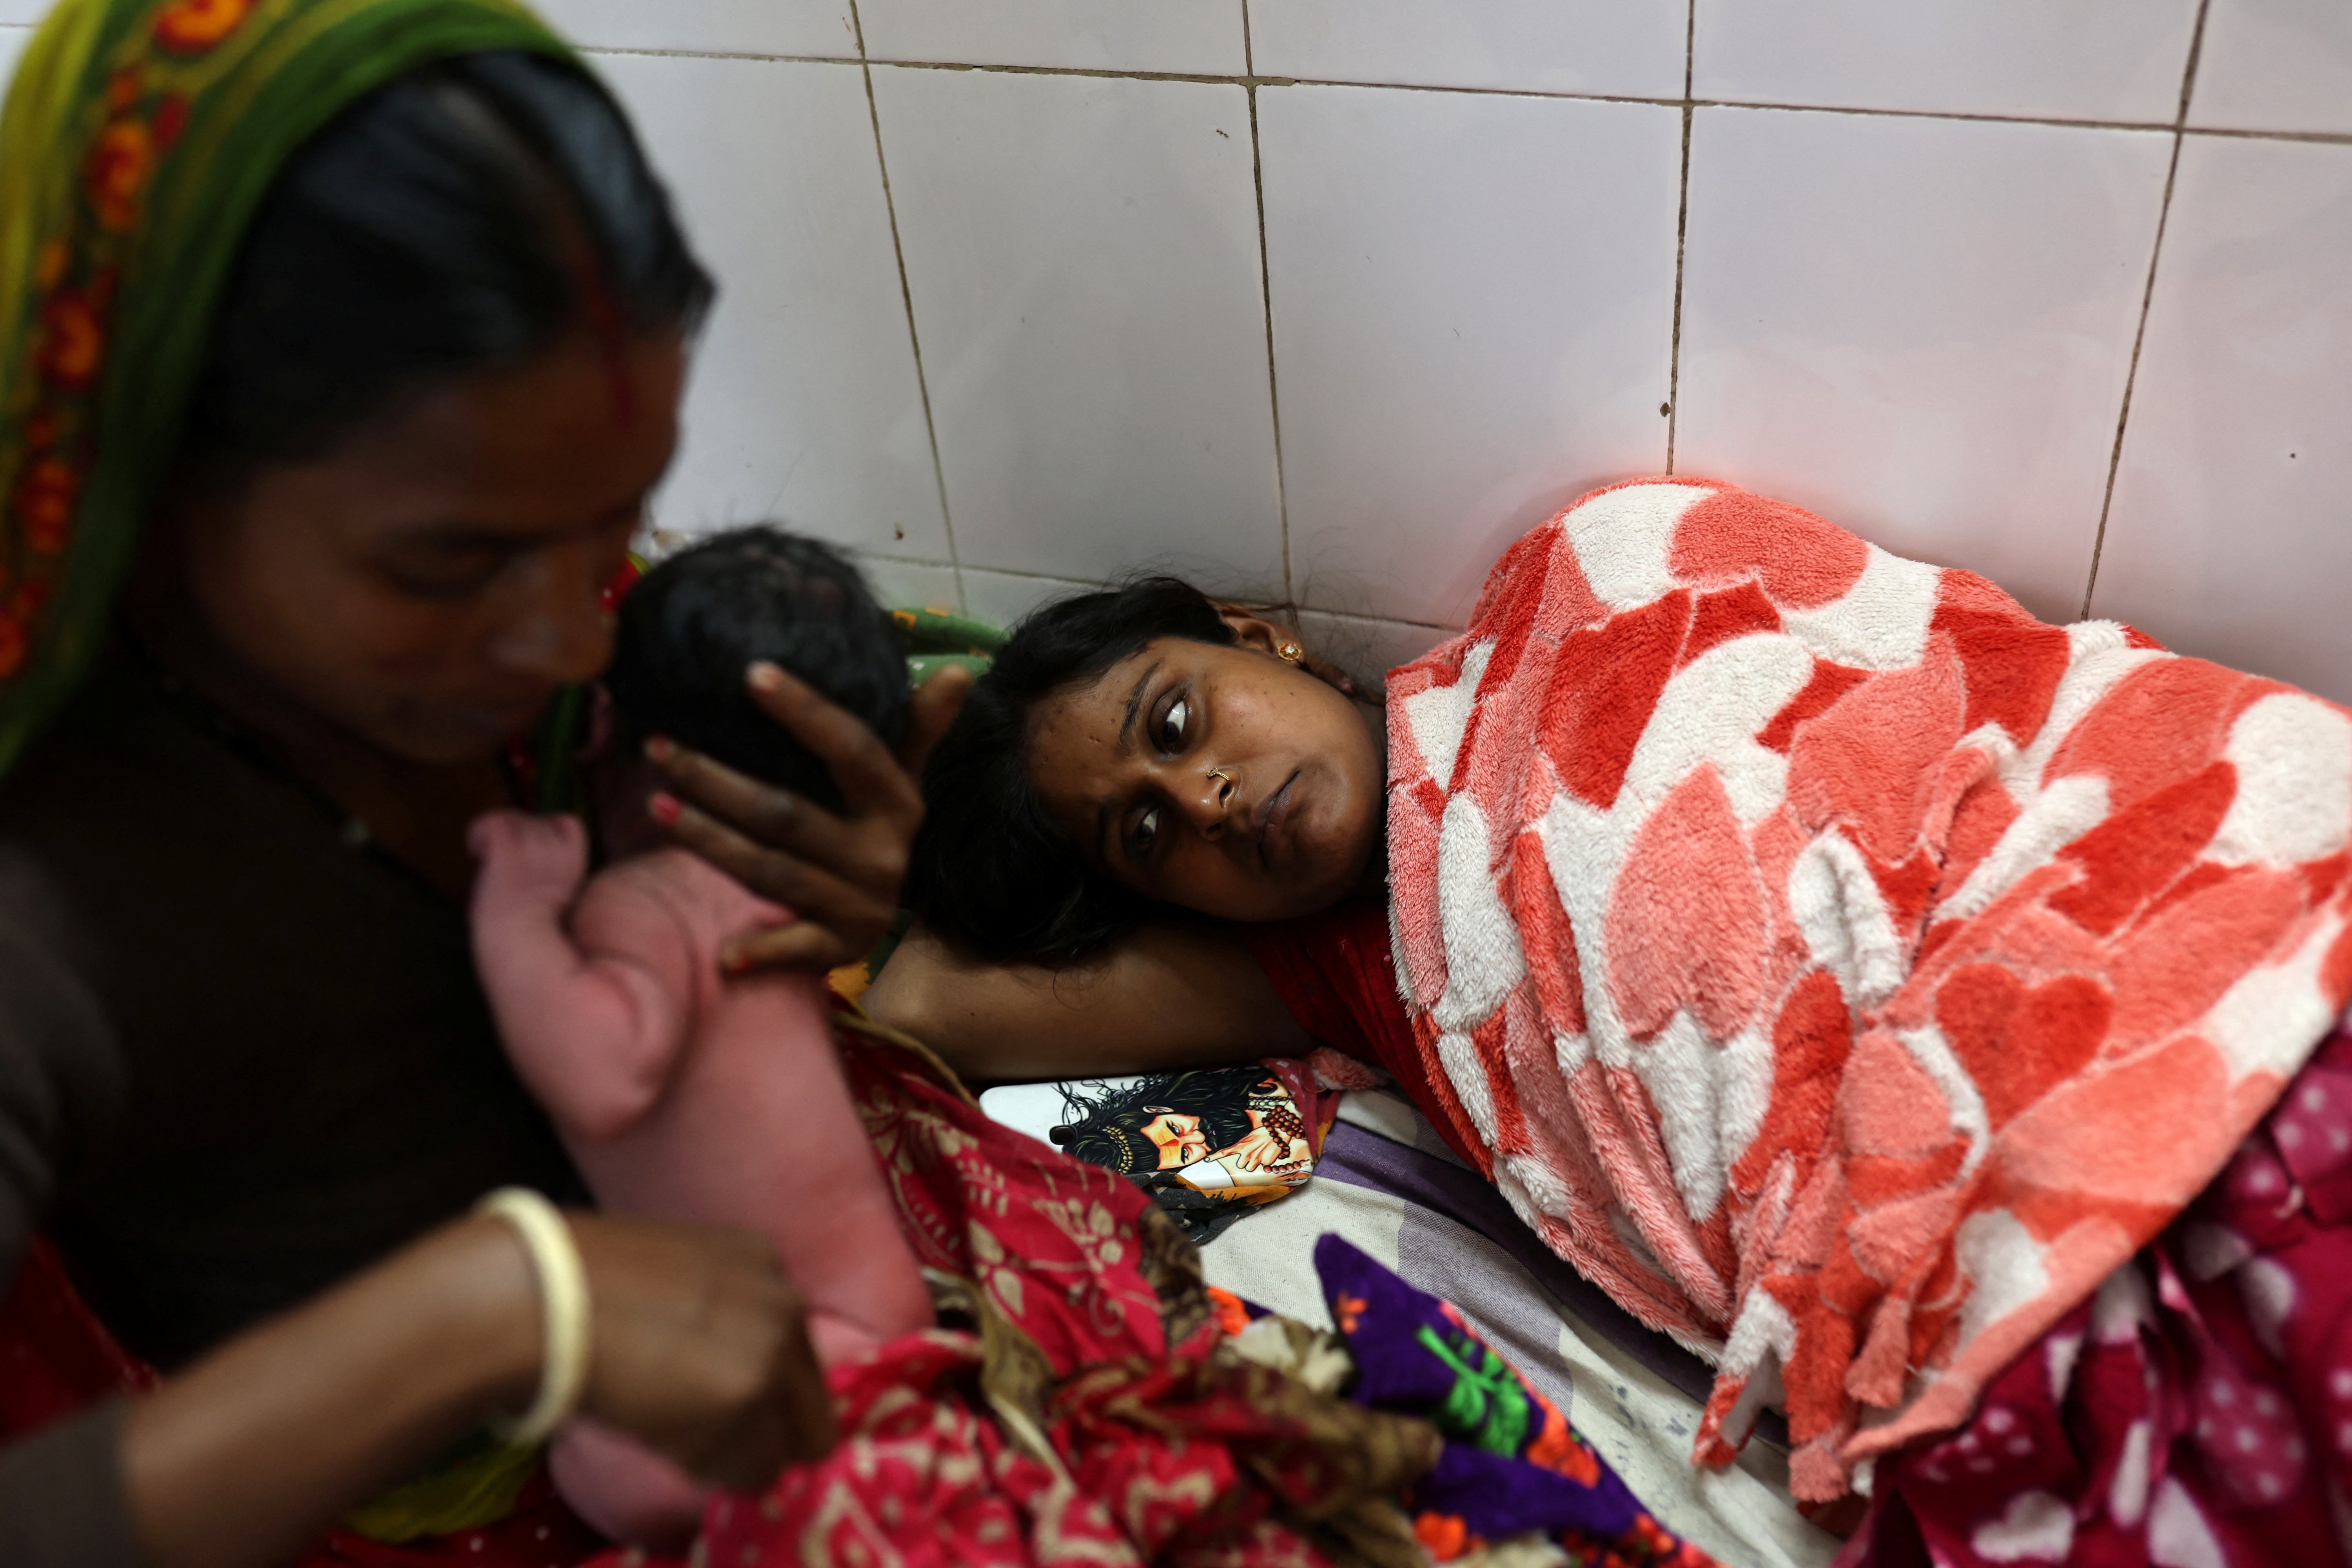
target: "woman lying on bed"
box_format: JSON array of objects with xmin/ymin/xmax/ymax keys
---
[{"xmin": 867, "ymin": 483, "xmax": 2352, "ymax": 1568}]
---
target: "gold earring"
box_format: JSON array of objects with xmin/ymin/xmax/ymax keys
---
[{"xmin": 1279, "ymin": 643, "xmax": 1303, "ymax": 663}]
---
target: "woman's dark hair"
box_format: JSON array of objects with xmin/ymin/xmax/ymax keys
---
[
  {"xmin": 180, "ymin": 50, "xmax": 712, "ymax": 484},
  {"xmin": 905, "ymin": 576, "xmax": 1236, "ymax": 962},
  {"xmin": 1048, "ymin": 1071, "xmax": 1259, "ymax": 1176},
  {"xmin": 605, "ymin": 528, "xmax": 906, "ymax": 813}
]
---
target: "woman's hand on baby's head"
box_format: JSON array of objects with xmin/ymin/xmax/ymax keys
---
[
  {"xmin": 466, "ymin": 809, "xmax": 590, "ymax": 909},
  {"xmin": 649, "ymin": 662, "xmax": 972, "ymax": 974}
]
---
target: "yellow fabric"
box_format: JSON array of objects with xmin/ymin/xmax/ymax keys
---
[{"xmin": 340, "ymin": 1433, "xmax": 544, "ymax": 1544}]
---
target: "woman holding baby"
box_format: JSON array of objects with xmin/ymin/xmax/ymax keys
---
[{"xmin": 0, "ymin": 1, "xmax": 968, "ymax": 1561}]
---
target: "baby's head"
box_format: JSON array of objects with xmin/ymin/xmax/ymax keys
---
[{"xmin": 604, "ymin": 527, "xmax": 907, "ymax": 813}]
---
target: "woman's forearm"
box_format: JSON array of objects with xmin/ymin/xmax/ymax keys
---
[
  {"xmin": 121, "ymin": 1214, "xmax": 541, "ymax": 1568},
  {"xmin": 864, "ymin": 920, "xmax": 1311, "ymax": 1083}
]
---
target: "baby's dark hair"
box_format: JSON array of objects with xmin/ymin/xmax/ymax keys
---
[
  {"xmin": 605, "ymin": 529, "xmax": 906, "ymax": 811},
  {"xmin": 905, "ymin": 577, "xmax": 1237, "ymax": 962}
]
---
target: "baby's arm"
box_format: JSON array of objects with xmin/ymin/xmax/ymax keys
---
[{"xmin": 468, "ymin": 811, "xmax": 691, "ymax": 1140}]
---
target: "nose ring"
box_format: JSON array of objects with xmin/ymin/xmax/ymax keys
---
[{"xmin": 1208, "ymin": 766, "xmax": 1234, "ymax": 786}]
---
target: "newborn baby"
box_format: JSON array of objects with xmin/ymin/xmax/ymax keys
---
[{"xmin": 468, "ymin": 528, "xmax": 930, "ymax": 1545}]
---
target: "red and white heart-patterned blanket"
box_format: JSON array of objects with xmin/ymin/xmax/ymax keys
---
[{"xmin": 1383, "ymin": 477, "xmax": 2352, "ymax": 1498}]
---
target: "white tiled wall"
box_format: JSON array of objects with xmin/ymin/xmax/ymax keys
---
[
  {"xmin": 1691, "ymin": 0, "xmax": 2204, "ymax": 122},
  {"xmin": 3, "ymin": 4, "xmax": 2345, "ymax": 701},
  {"xmin": 591, "ymin": 2, "xmax": 2352, "ymax": 698},
  {"xmin": 1247, "ymin": 0, "xmax": 1684, "ymax": 98},
  {"xmin": 1259, "ymin": 85, "xmax": 1681, "ymax": 626},
  {"xmin": 1671, "ymin": 108, "xmax": 2171, "ymax": 624},
  {"xmin": 592, "ymin": 53, "xmax": 947, "ymax": 558},
  {"xmin": 531, "ymin": 0, "xmax": 857, "ymax": 58},
  {"xmin": 2091, "ymin": 136, "xmax": 2352, "ymax": 701},
  {"xmin": 2191, "ymin": 0, "xmax": 2352, "ymax": 136},
  {"xmin": 863, "ymin": 1, "xmax": 1245, "ymax": 74},
  {"xmin": 868, "ymin": 65, "xmax": 1284, "ymax": 594}
]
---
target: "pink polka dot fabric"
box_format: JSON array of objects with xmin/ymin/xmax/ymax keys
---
[{"xmin": 1850, "ymin": 1021, "xmax": 2352, "ymax": 1566}]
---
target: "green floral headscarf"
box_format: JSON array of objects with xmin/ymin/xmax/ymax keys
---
[{"xmin": 0, "ymin": 0, "xmax": 573, "ymax": 779}]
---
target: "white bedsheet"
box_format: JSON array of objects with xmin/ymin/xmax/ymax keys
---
[{"xmin": 1201, "ymin": 1092, "xmax": 1840, "ymax": 1568}]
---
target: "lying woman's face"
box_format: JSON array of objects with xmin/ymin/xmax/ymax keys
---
[
  {"xmin": 1028, "ymin": 624, "xmax": 1384, "ymax": 925},
  {"xmin": 170, "ymin": 328, "xmax": 684, "ymax": 765}
]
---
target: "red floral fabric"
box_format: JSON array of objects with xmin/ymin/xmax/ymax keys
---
[{"xmin": 595, "ymin": 1022, "xmax": 1438, "ymax": 1568}]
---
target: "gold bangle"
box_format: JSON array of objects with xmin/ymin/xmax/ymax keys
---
[{"xmin": 475, "ymin": 1187, "xmax": 592, "ymax": 1446}]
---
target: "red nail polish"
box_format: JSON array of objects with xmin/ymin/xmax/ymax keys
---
[{"xmin": 649, "ymin": 791, "xmax": 682, "ymax": 826}]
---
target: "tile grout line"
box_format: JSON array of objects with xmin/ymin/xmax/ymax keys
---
[
  {"xmin": 2081, "ymin": 0, "xmax": 2212, "ymax": 620},
  {"xmin": 844, "ymin": 6, "xmax": 966, "ymax": 613},
  {"xmin": 860, "ymin": 549, "xmax": 1004, "ymax": 573},
  {"xmin": 2182, "ymin": 123, "xmax": 2352, "ymax": 146},
  {"xmin": 856, "ymin": 550, "xmax": 1457, "ymax": 631},
  {"xmin": 581, "ymin": 45, "xmax": 864, "ymax": 65},
  {"xmin": 1293, "ymin": 607, "xmax": 1457, "ymax": 633},
  {"xmin": 572, "ymin": 46, "xmax": 2352, "ymax": 146},
  {"xmin": 1241, "ymin": 4, "xmax": 1298, "ymax": 615},
  {"xmin": 1664, "ymin": 0, "xmax": 1696, "ymax": 474}
]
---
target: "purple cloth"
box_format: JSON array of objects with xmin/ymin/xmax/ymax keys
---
[
  {"xmin": 1314, "ymin": 1234, "xmax": 1714, "ymax": 1560},
  {"xmin": 1315, "ymin": 1118, "xmax": 1790, "ymax": 1449}
]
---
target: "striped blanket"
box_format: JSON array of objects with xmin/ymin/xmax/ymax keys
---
[{"xmin": 1383, "ymin": 477, "xmax": 2352, "ymax": 1498}]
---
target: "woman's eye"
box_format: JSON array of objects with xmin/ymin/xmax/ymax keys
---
[
  {"xmin": 385, "ymin": 554, "xmax": 508, "ymax": 601},
  {"xmin": 1160, "ymin": 698, "xmax": 1190, "ymax": 749},
  {"xmin": 1130, "ymin": 806, "xmax": 1161, "ymax": 858},
  {"xmin": 391, "ymin": 571, "xmax": 499, "ymax": 601}
]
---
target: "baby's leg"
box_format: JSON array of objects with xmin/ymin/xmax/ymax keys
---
[
  {"xmin": 808, "ymin": 1307, "xmax": 891, "ymax": 1367},
  {"xmin": 549, "ymin": 1417, "xmax": 711, "ymax": 1549},
  {"xmin": 711, "ymin": 976, "xmax": 936, "ymax": 1348}
]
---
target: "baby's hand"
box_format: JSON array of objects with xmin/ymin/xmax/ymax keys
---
[{"xmin": 469, "ymin": 809, "xmax": 590, "ymax": 912}]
